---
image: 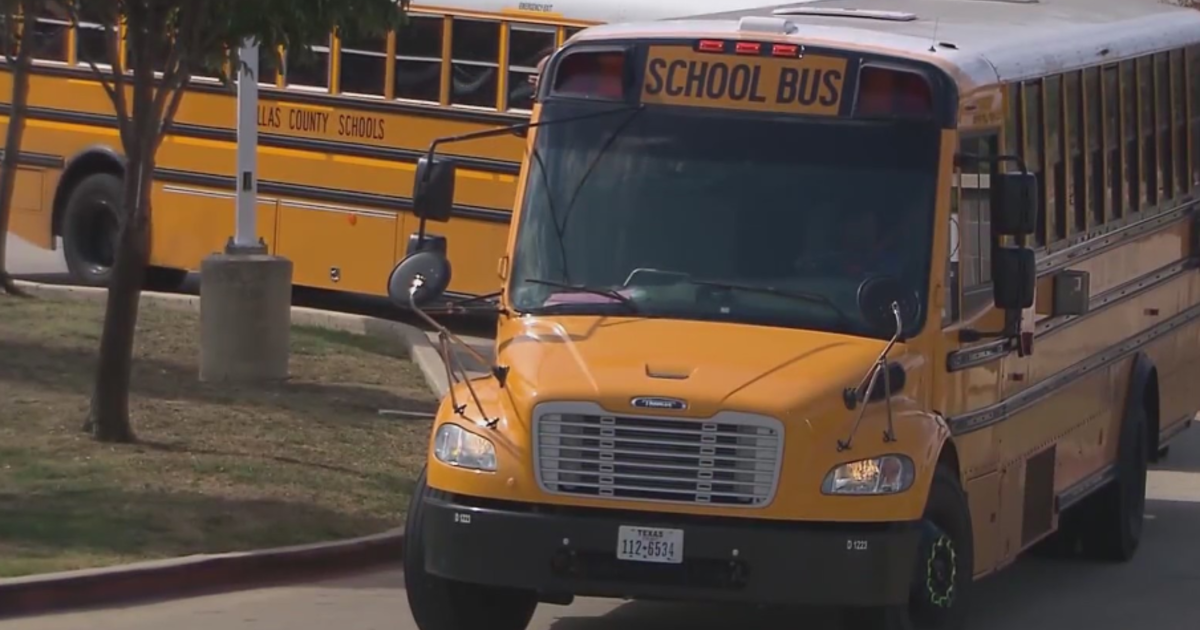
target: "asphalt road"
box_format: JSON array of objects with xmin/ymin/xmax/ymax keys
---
[{"xmin": 8, "ymin": 426, "xmax": 1200, "ymax": 630}]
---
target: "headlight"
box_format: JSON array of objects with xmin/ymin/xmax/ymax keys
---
[
  {"xmin": 433, "ymin": 423, "xmax": 497, "ymax": 471},
  {"xmin": 821, "ymin": 455, "xmax": 914, "ymax": 495}
]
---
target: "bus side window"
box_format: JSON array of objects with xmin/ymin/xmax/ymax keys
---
[
  {"xmin": 449, "ymin": 17, "xmax": 500, "ymax": 108},
  {"xmin": 258, "ymin": 46, "xmax": 281, "ymax": 87},
  {"xmin": 73, "ymin": 3, "xmax": 114, "ymax": 68},
  {"xmin": 394, "ymin": 13, "xmax": 443, "ymax": 104},
  {"xmin": 338, "ymin": 29, "xmax": 387, "ymax": 97},
  {"xmin": 506, "ymin": 24, "xmax": 556, "ymax": 111},
  {"xmin": 284, "ymin": 35, "xmax": 331, "ymax": 91},
  {"xmin": 957, "ymin": 134, "xmax": 997, "ymax": 319},
  {"xmin": 1191, "ymin": 45, "xmax": 1200, "ymax": 192},
  {"xmin": 31, "ymin": 3, "xmax": 69, "ymax": 63}
]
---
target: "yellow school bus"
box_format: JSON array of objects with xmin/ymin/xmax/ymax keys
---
[
  {"xmin": 1, "ymin": 0, "xmax": 792, "ymax": 298},
  {"xmin": 387, "ymin": 0, "xmax": 1200, "ymax": 627}
]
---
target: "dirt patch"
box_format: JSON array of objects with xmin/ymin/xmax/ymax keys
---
[{"xmin": 0, "ymin": 295, "xmax": 437, "ymax": 578}]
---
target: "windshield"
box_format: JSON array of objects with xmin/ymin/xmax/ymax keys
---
[{"xmin": 508, "ymin": 100, "xmax": 941, "ymax": 339}]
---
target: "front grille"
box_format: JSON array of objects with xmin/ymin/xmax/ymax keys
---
[{"xmin": 533, "ymin": 403, "xmax": 784, "ymax": 508}]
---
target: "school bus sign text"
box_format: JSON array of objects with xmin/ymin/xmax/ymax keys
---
[{"xmin": 641, "ymin": 45, "xmax": 847, "ymax": 116}]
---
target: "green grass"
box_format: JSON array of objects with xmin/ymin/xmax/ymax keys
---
[{"xmin": 0, "ymin": 295, "xmax": 436, "ymax": 578}]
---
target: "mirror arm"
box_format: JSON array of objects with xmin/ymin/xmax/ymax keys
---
[{"xmin": 957, "ymin": 309, "xmax": 1021, "ymax": 343}]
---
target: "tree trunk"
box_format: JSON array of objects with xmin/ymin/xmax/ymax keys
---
[
  {"xmin": 84, "ymin": 149, "xmax": 154, "ymax": 443},
  {"xmin": 0, "ymin": 17, "xmax": 34, "ymax": 298}
]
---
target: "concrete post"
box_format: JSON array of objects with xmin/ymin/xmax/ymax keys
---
[{"xmin": 198, "ymin": 39, "xmax": 293, "ymax": 383}]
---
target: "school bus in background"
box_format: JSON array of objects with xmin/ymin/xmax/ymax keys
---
[
  {"xmin": 386, "ymin": 0, "xmax": 1200, "ymax": 628},
  {"xmin": 1, "ymin": 0, "xmax": 793, "ymax": 298}
]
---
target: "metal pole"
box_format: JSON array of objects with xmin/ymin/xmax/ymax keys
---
[{"xmin": 232, "ymin": 37, "xmax": 261, "ymax": 252}]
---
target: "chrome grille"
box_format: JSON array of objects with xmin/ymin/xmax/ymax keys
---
[{"xmin": 533, "ymin": 403, "xmax": 784, "ymax": 508}]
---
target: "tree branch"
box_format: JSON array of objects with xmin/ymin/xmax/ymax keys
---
[{"xmin": 67, "ymin": 4, "xmax": 127, "ymax": 129}]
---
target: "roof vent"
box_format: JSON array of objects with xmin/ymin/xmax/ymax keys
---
[
  {"xmin": 738, "ymin": 15, "xmax": 799, "ymax": 34},
  {"xmin": 772, "ymin": 7, "xmax": 918, "ymax": 22}
]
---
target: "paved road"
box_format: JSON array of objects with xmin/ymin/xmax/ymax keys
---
[{"xmin": 10, "ymin": 426, "xmax": 1200, "ymax": 630}]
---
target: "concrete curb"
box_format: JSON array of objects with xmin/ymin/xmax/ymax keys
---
[
  {"xmin": 0, "ymin": 529, "xmax": 403, "ymax": 619},
  {"xmin": 12, "ymin": 280, "xmax": 454, "ymax": 398}
]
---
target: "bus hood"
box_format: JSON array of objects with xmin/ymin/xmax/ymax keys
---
[{"xmin": 496, "ymin": 316, "xmax": 894, "ymax": 420}]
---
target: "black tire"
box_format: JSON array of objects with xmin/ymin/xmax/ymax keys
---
[
  {"xmin": 61, "ymin": 172, "xmax": 189, "ymax": 292},
  {"xmin": 62, "ymin": 172, "xmax": 124, "ymax": 287},
  {"xmin": 1077, "ymin": 402, "xmax": 1149, "ymax": 562},
  {"xmin": 841, "ymin": 465, "xmax": 974, "ymax": 630},
  {"xmin": 403, "ymin": 467, "xmax": 538, "ymax": 630}
]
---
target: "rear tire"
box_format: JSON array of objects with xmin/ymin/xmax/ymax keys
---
[
  {"xmin": 840, "ymin": 465, "xmax": 974, "ymax": 630},
  {"xmin": 1031, "ymin": 403, "xmax": 1149, "ymax": 563},
  {"xmin": 403, "ymin": 467, "xmax": 538, "ymax": 630},
  {"xmin": 62, "ymin": 172, "xmax": 123, "ymax": 287},
  {"xmin": 1078, "ymin": 403, "xmax": 1148, "ymax": 562},
  {"xmin": 60, "ymin": 172, "xmax": 188, "ymax": 292}
]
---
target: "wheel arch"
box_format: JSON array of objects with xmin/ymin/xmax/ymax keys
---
[{"xmin": 52, "ymin": 145, "xmax": 126, "ymax": 238}]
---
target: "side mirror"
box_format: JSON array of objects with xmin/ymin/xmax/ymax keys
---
[
  {"xmin": 992, "ymin": 246, "xmax": 1036, "ymax": 310},
  {"xmin": 413, "ymin": 156, "xmax": 456, "ymax": 223},
  {"xmin": 387, "ymin": 249, "xmax": 452, "ymax": 309},
  {"xmin": 991, "ymin": 171, "xmax": 1039, "ymax": 236}
]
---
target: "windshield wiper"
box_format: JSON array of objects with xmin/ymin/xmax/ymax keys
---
[
  {"xmin": 686, "ymin": 279, "xmax": 852, "ymax": 323},
  {"xmin": 523, "ymin": 278, "xmax": 638, "ymax": 312}
]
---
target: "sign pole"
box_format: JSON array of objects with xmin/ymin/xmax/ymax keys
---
[{"xmin": 231, "ymin": 37, "xmax": 262, "ymax": 253}]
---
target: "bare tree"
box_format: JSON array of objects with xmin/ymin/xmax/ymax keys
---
[
  {"xmin": 69, "ymin": 0, "xmax": 407, "ymax": 442},
  {"xmin": 0, "ymin": 0, "xmax": 46, "ymax": 296}
]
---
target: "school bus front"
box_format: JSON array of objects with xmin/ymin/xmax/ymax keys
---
[{"xmin": 396, "ymin": 24, "xmax": 1037, "ymax": 630}]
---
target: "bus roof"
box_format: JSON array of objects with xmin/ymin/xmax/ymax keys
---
[
  {"xmin": 563, "ymin": 0, "xmax": 1200, "ymax": 89},
  {"xmin": 411, "ymin": 0, "xmax": 806, "ymax": 24}
]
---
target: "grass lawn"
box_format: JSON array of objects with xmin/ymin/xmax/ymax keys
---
[{"xmin": 0, "ymin": 295, "xmax": 438, "ymax": 578}]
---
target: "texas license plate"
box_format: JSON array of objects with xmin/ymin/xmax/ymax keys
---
[{"xmin": 616, "ymin": 525, "xmax": 684, "ymax": 564}]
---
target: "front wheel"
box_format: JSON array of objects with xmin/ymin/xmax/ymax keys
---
[
  {"xmin": 403, "ymin": 467, "xmax": 538, "ymax": 630},
  {"xmin": 841, "ymin": 465, "xmax": 974, "ymax": 629}
]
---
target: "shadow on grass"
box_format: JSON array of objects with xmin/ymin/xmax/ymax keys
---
[
  {"xmin": 0, "ymin": 487, "xmax": 400, "ymax": 577},
  {"xmin": 0, "ymin": 337, "xmax": 439, "ymax": 422}
]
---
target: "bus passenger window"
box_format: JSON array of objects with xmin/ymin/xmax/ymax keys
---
[
  {"xmin": 562, "ymin": 27, "xmax": 584, "ymax": 44},
  {"xmin": 1103, "ymin": 64, "xmax": 1122, "ymax": 221},
  {"xmin": 1138, "ymin": 56, "xmax": 1157, "ymax": 206},
  {"xmin": 285, "ymin": 36, "xmax": 331, "ymax": 90},
  {"xmin": 1045, "ymin": 75, "xmax": 1065, "ymax": 241},
  {"xmin": 1122, "ymin": 61, "xmax": 1139, "ymax": 212},
  {"xmin": 1023, "ymin": 79, "xmax": 1046, "ymax": 246},
  {"xmin": 31, "ymin": 4, "xmax": 69, "ymax": 62},
  {"xmin": 338, "ymin": 31, "xmax": 387, "ymax": 96},
  {"xmin": 1191, "ymin": 46, "xmax": 1200, "ymax": 191},
  {"xmin": 449, "ymin": 18, "xmax": 500, "ymax": 108},
  {"xmin": 73, "ymin": 4, "xmax": 114, "ymax": 67},
  {"xmin": 1156, "ymin": 53, "xmax": 1173, "ymax": 198},
  {"xmin": 258, "ymin": 46, "xmax": 280, "ymax": 87},
  {"xmin": 1085, "ymin": 67, "xmax": 1103, "ymax": 228},
  {"xmin": 1170, "ymin": 49, "xmax": 1187, "ymax": 198},
  {"xmin": 507, "ymin": 25, "xmax": 556, "ymax": 111},
  {"xmin": 394, "ymin": 14, "xmax": 443, "ymax": 103}
]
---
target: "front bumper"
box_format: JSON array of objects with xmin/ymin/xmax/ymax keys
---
[{"xmin": 421, "ymin": 491, "xmax": 921, "ymax": 607}]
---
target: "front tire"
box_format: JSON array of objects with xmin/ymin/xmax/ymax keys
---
[
  {"xmin": 404, "ymin": 467, "xmax": 538, "ymax": 630},
  {"xmin": 841, "ymin": 465, "xmax": 974, "ymax": 630}
]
